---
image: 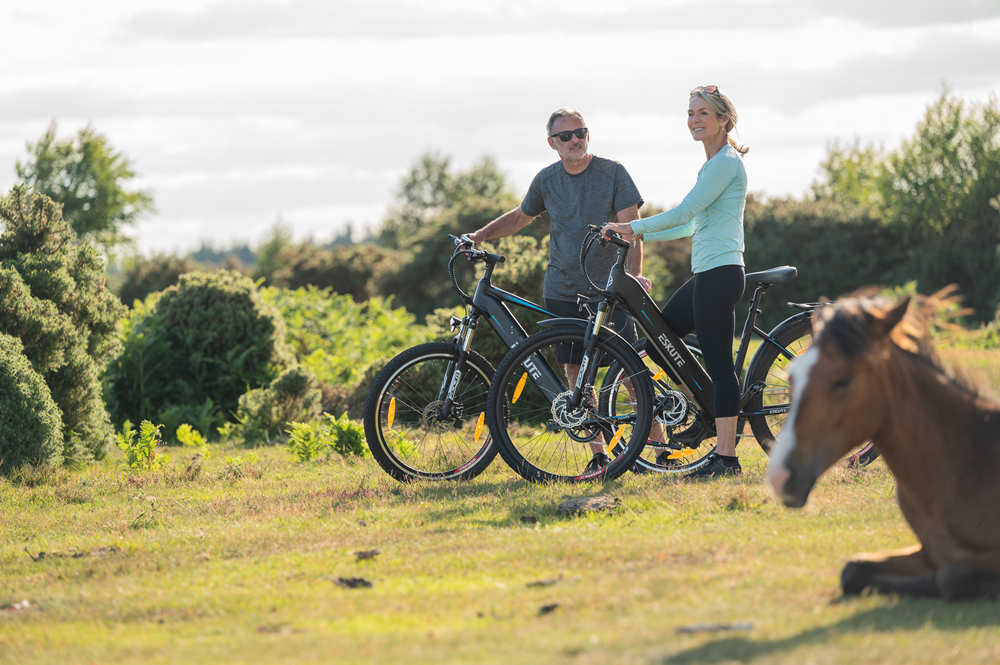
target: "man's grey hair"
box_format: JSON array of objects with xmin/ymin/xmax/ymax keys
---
[{"xmin": 546, "ymin": 108, "xmax": 585, "ymax": 135}]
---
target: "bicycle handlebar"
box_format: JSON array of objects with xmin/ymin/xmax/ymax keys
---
[
  {"xmin": 447, "ymin": 234, "xmax": 505, "ymax": 302},
  {"xmin": 579, "ymin": 225, "xmax": 631, "ymax": 293}
]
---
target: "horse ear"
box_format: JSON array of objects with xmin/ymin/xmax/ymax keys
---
[
  {"xmin": 812, "ymin": 298, "xmax": 833, "ymax": 335},
  {"xmin": 869, "ymin": 297, "xmax": 910, "ymax": 340}
]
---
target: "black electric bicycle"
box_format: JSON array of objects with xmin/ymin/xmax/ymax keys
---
[
  {"xmin": 363, "ymin": 235, "xmax": 563, "ymax": 482},
  {"xmin": 485, "ymin": 226, "xmax": 877, "ymax": 483}
]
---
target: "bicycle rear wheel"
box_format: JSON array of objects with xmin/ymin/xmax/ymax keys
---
[
  {"xmin": 745, "ymin": 313, "xmax": 879, "ymax": 466},
  {"xmin": 487, "ymin": 327, "xmax": 653, "ymax": 483},
  {"xmin": 363, "ymin": 342, "xmax": 498, "ymax": 481},
  {"xmin": 599, "ymin": 340, "xmax": 716, "ymax": 474}
]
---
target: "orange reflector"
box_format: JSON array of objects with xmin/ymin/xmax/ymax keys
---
[
  {"xmin": 387, "ymin": 397, "xmax": 396, "ymax": 428},
  {"xmin": 652, "ymin": 369, "xmax": 666, "ymax": 381},
  {"xmin": 608, "ymin": 424, "xmax": 627, "ymax": 450},
  {"xmin": 474, "ymin": 412, "xmax": 485, "ymax": 443},
  {"xmin": 512, "ymin": 372, "xmax": 528, "ymax": 404},
  {"xmin": 667, "ymin": 447, "xmax": 699, "ymax": 460}
]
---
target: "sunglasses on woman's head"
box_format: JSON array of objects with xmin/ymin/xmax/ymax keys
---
[
  {"xmin": 692, "ymin": 85, "xmax": 719, "ymax": 95},
  {"xmin": 549, "ymin": 127, "xmax": 588, "ymax": 142}
]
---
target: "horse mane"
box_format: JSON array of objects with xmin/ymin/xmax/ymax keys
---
[{"xmin": 816, "ymin": 286, "xmax": 990, "ymax": 401}]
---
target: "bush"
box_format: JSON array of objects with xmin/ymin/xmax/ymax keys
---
[
  {"xmin": 0, "ymin": 333, "xmax": 64, "ymax": 473},
  {"xmin": 263, "ymin": 286, "xmax": 434, "ymax": 388},
  {"xmin": 0, "ymin": 186, "xmax": 124, "ymax": 465},
  {"xmin": 226, "ymin": 365, "xmax": 323, "ymax": 445},
  {"xmin": 326, "ymin": 412, "xmax": 367, "ymax": 457},
  {"xmin": 286, "ymin": 412, "xmax": 369, "ymax": 462},
  {"xmin": 105, "ymin": 270, "xmax": 295, "ymax": 436},
  {"xmin": 117, "ymin": 420, "xmax": 168, "ymax": 471}
]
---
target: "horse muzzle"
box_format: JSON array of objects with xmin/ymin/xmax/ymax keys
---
[{"xmin": 768, "ymin": 462, "xmax": 816, "ymax": 508}]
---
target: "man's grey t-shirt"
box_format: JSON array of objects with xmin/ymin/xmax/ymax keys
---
[{"xmin": 520, "ymin": 156, "xmax": 643, "ymax": 300}]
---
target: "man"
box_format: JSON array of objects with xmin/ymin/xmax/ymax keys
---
[{"xmin": 468, "ymin": 108, "xmax": 650, "ymax": 472}]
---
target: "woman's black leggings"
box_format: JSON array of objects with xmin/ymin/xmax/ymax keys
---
[{"xmin": 660, "ymin": 265, "xmax": 745, "ymax": 418}]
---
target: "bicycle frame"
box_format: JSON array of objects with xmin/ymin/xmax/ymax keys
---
[{"xmin": 436, "ymin": 243, "xmax": 568, "ymax": 417}]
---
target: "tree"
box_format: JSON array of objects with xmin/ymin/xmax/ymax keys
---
[
  {"xmin": 266, "ymin": 241, "xmax": 404, "ymax": 301},
  {"xmin": 15, "ymin": 122, "xmax": 154, "ymax": 250},
  {"xmin": 0, "ymin": 186, "xmax": 125, "ymax": 464},
  {"xmin": 371, "ymin": 153, "xmax": 520, "ymax": 317},
  {"xmin": 372, "ymin": 153, "xmax": 517, "ymax": 250},
  {"xmin": 812, "ymin": 91, "xmax": 1000, "ymax": 320},
  {"xmin": 117, "ymin": 253, "xmax": 202, "ymax": 305}
]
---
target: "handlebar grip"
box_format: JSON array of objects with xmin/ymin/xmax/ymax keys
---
[{"xmin": 585, "ymin": 223, "xmax": 630, "ymax": 248}]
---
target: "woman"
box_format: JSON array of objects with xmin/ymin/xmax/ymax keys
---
[{"xmin": 603, "ymin": 84, "xmax": 748, "ymax": 478}]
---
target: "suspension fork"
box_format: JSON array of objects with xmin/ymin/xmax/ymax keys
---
[
  {"xmin": 570, "ymin": 301, "xmax": 611, "ymax": 408},
  {"xmin": 436, "ymin": 311, "xmax": 479, "ymax": 418}
]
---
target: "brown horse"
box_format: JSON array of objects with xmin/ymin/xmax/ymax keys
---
[{"xmin": 766, "ymin": 292, "xmax": 1000, "ymax": 599}]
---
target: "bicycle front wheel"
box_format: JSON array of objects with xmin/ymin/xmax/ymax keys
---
[
  {"xmin": 363, "ymin": 342, "xmax": 498, "ymax": 481},
  {"xmin": 486, "ymin": 327, "xmax": 653, "ymax": 483}
]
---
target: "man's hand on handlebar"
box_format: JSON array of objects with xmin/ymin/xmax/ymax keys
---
[{"xmin": 461, "ymin": 231, "xmax": 484, "ymax": 248}]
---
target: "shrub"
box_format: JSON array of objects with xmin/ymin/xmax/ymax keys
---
[
  {"xmin": 287, "ymin": 421, "xmax": 328, "ymax": 462},
  {"xmin": 117, "ymin": 420, "xmax": 168, "ymax": 471},
  {"xmin": 175, "ymin": 424, "xmax": 210, "ymax": 457},
  {"xmin": 286, "ymin": 412, "xmax": 369, "ymax": 462},
  {"xmin": 0, "ymin": 186, "xmax": 124, "ymax": 465},
  {"xmin": 263, "ymin": 286, "xmax": 433, "ymax": 388},
  {"xmin": 105, "ymin": 270, "xmax": 295, "ymax": 436},
  {"xmin": 326, "ymin": 412, "xmax": 367, "ymax": 457},
  {"xmin": 226, "ymin": 365, "xmax": 322, "ymax": 445},
  {"xmin": 0, "ymin": 333, "xmax": 64, "ymax": 473}
]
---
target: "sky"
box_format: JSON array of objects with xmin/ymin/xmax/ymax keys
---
[{"xmin": 1, "ymin": 0, "xmax": 998, "ymax": 255}]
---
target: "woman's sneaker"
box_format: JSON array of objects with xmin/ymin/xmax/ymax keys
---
[
  {"xmin": 684, "ymin": 452, "xmax": 741, "ymax": 479},
  {"xmin": 669, "ymin": 419, "xmax": 716, "ymax": 448}
]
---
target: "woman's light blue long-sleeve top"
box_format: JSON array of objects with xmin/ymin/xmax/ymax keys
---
[{"xmin": 631, "ymin": 144, "xmax": 747, "ymax": 273}]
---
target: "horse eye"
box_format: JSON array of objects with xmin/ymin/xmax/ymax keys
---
[{"xmin": 831, "ymin": 376, "xmax": 852, "ymax": 392}]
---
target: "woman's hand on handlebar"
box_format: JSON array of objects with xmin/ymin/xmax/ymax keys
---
[{"xmin": 601, "ymin": 221, "xmax": 635, "ymax": 241}]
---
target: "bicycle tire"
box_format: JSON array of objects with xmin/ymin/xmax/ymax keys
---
[
  {"xmin": 486, "ymin": 326, "xmax": 653, "ymax": 483},
  {"xmin": 599, "ymin": 340, "xmax": 716, "ymax": 474},
  {"xmin": 363, "ymin": 342, "xmax": 498, "ymax": 481},
  {"xmin": 745, "ymin": 313, "xmax": 880, "ymax": 466}
]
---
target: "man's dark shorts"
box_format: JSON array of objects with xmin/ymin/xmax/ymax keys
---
[{"xmin": 543, "ymin": 298, "xmax": 639, "ymax": 365}]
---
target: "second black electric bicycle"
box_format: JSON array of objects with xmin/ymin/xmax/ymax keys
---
[{"xmin": 484, "ymin": 226, "xmax": 875, "ymax": 483}]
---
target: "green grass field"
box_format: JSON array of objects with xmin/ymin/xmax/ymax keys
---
[
  {"xmin": 2, "ymin": 344, "xmax": 999, "ymax": 664},
  {"xmin": 2, "ymin": 443, "xmax": 999, "ymax": 665}
]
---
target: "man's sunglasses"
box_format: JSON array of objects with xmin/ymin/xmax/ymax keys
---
[{"xmin": 549, "ymin": 127, "xmax": 588, "ymax": 142}]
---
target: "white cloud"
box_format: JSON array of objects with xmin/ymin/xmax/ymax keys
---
[{"xmin": 0, "ymin": 2, "xmax": 997, "ymax": 254}]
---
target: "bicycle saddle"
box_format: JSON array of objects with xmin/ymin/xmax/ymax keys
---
[{"xmin": 745, "ymin": 266, "xmax": 797, "ymax": 288}]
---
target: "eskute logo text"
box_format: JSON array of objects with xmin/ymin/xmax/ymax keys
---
[{"xmin": 658, "ymin": 334, "xmax": 685, "ymax": 367}]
